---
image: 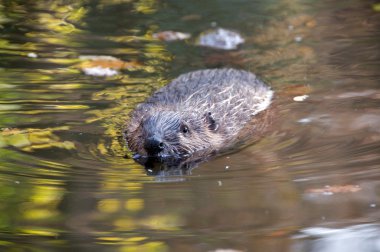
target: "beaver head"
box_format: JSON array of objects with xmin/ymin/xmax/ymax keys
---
[{"xmin": 126, "ymin": 110, "xmax": 223, "ymax": 159}]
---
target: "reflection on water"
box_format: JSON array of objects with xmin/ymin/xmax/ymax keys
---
[
  {"xmin": 293, "ymin": 224, "xmax": 380, "ymax": 252},
  {"xmin": 0, "ymin": 0, "xmax": 379, "ymax": 251}
]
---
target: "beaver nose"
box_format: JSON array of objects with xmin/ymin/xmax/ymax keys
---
[{"xmin": 144, "ymin": 137, "xmax": 164, "ymax": 156}]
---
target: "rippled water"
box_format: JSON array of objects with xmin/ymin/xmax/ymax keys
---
[{"xmin": 0, "ymin": 0, "xmax": 379, "ymax": 251}]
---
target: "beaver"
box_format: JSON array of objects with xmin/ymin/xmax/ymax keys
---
[{"xmin": 124, "ymin": 68, "xmax": 274, "ymax": 162}]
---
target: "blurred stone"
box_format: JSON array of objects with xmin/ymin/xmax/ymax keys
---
[{"xmin": 197, "ymin": 28, "xmax": 245, "ymax": 50}]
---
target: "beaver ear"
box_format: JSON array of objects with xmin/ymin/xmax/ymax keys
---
[{"xmin": 205, "ymin": 112, "xmax": 219, "ymax": 131}]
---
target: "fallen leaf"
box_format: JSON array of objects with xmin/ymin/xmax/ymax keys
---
[{"xmin": 77, "ymin": 55, "xmax": 142, "ymax": 76}]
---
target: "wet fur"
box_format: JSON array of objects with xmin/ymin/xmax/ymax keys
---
[{"xmin": 125, "ymin": 68, "xmax": 273, "ymax": 158}]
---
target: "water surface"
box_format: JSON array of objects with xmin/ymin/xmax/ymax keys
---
[{"xmin": 0, "ymin": 0, "xmax": 379, "ymax": 251}]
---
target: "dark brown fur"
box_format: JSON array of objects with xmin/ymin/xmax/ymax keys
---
[{"xmin": 124, "ymin": 68, "xmax": 274, "ymax": 160}]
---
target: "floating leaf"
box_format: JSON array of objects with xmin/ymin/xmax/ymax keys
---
[{"xmin": 78, "ymin": 55, "xmax": 142, "ymax": 76}]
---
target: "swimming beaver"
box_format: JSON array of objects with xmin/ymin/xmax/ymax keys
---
[{"xmin": 124, "ymin": 68, "xmax": 273, "ymax": 161}]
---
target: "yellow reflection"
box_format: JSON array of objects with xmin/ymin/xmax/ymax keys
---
[
  {"xmin": 98, "ymin": 0, "xmax": 134, "ymax": 5},
  {"xmin": 125, "ymin": 182, "xmax": 143, "ymax": 191},
  {"xmin": 7, "ymin": 133, "xmax": 30, "ymax": 147},
  {"xmin": 134, "ymin": 0, "xmax": 158, "ymax": 14},
  {"xmin": 37, "ymin": 14, "xmax": 78, "ymax": 34},
  {"xmin": 23, "ymin": 209, "xmax": 58, "ymax": 220},
  {"xmin": 0, "ymin": 126, "xmax": 75, "ymax": 151},
  {"xmin": 22, "ymin": 184, "xmax": 63, "ymax": 221},
  {"xmin": 31, "ymin": 186, "xmax": 62, "ymax": 205},
  {"xmin": 373, "ymin": 3, "xmax": 380, "ymax": 11},
  {"xmin": 114, "ymin": 218, "xmax": 136, "ymax": 230},
  {"xmin": 98, "ymin": 236, "xmax": 124, "ymax": 242},
  {"xmin": 22, "ymin": 141, "xmax": 75, "ymax": 151},
  {"xmin": 48, "ymin": 104, "xmax": 89, "ymax": 110},
  {"xmin": 119, "ymin": 241, "xmax": 168, "ymax": 252},
  {"xmin": 125, "ymin": 198, "xmax": 144, "ymax": 212},
  {"xmin": 98, "ymin": 198, "xmax": 121, "ymax": 213},
  {"xmin": 126, "ymin": 236, "xmax": 147, "ymax": 242},
  {"xmin": 19, "ymin": 228, "xmax": 58, "ymax": 237},
  {"xmin": 141, "ymin": 215, "xmax": 183, "ymax": 231},
  {"xmin": 97, "ymin": 141, "xmax": 109, "ymax": 155},
  {"xmin": 0, "ymin": 241, "xmax": 12, "ymax": 246},
  {"xmin": 103, "ymin": 181, "xmax": 120, "ymax": 190},
  {"xmin": 26, "ymin": 33, "xmax": 84, "ymax": 47},
  {"xmin": 46, "ymin": 58, "xmax": 81, "ymax": 65},
  {"xmin": 0, "ymin": 104, "xmax": 22, "ymax": 111},
  {"xmin": 49, "ymin": 83, "xmax": 83, "ymax": 90}
]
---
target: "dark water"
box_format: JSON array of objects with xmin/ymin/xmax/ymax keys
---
[{"xmin": 0, "ymin": 0, "xmax": 379, "ymax": 251}]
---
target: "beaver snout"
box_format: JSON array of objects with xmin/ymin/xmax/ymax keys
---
[{"xmin": 144, "ymin": 136, "xmax": 164, "ymax": 156}]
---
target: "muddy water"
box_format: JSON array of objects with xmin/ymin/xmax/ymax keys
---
[{"xmin": 0, "ymin": 0, "xmax": 379, "ymax": 252}]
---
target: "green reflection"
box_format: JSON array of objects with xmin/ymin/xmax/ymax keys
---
[{"xmin": 0, "ymin": 0, "xmax": 171, "ymax": 250}]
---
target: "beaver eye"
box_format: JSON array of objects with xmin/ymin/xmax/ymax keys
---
[{"xmin": 180, "ymin": 124, "xmax": 189, "ymax": 134}]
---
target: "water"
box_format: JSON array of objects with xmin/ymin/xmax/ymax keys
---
[{"xmin": 0, "ymin": 0, "xmax": 379, "ymax": 251}]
